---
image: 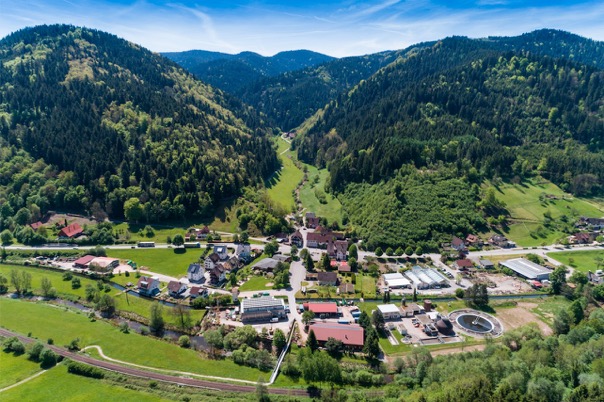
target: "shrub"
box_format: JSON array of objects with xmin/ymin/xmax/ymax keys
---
[
  {"xmin": 67, "ymin": 361, "xmax": 105, "ymax": 379},
  {"xmin": 455, "ymin": 288, "xmax": 465, "ymax": 299},
  {"xmin": 3, "ymin": 337, "xmax": 25, "ymax": 355},
  {"xmin": 178, "ymin": 335, "xmax": 191, "ymax": 348}
]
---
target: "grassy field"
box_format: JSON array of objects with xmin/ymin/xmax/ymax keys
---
[
  {"xmin": 530, "ymin": 296, "xmax": 572, "ymax": 325},
  {"xmin": 107, "ymin": 248, "xmax": 203, "ymax": 278},
  {"xmin": 355, "ymin": 274, "xmax": 377, "ymax": 299},
  {"xmin": 546, "ymin": 250, "xmax": 604, "ymax": 273},
  {"xmin": 0, "ymin": 299, "xmax": 264, "ymax": 381},
  {"xmin": 0, "ymin": 350, "xmax": 44, "ymax": 389},
  {"xmin": 488, "ymin": 179, "xmax": 604, "ymax": 246},
  {"xmin": 238, "ymin": 275, "xmax": 274, "ymax": 292},
  {"xmin": 0, "ymin": 362, "xmax": 168, "ymax": 402},
  {"xmin": 265, "ymin": 138, "xmax": 303, "ymax": 210},
  {"xmin": 0, "ymin": 264, "xmax": 118, "ymax": 300},
  {"xmin": 299, "ymin": 165, "xmax": 342, "ymax": 225}
]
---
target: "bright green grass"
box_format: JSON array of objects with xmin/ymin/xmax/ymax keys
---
[
  {"xmin": 531, "ymin": 295, "xmax": 572, "ymax": 325},
  {"xmin": 0, "ymin": 264, "xmax": 118, "ymax": 300},
  {"xmin": 112, "ymin": 293, "xmax": 206, "ymax": 326},
  {"xmin": 238, "ymin": 275, "xmax": 273, "ymax": 292},
  {"xmin": 299, "ymin": 165, "xmax": 342, "ymax": 225},
  {"xmin": 0, "ymin": 351, "xmax": 44, "ymax": 389},
  {"xmin": 354, "ymin": 275, "xmax": 376, "ymax": 299},
  {"xmin": 489, "ymin": 179, "xmax": 604, "ymax": 246},
  {"xmin": 546, "ymin": 250, "xmax": 604, "ymax": 273},
  {"xmin": 265, "ymin": 138, "xmax": 303, "ymax": 210},
  {"xmin": 0, "ymin": 362, "xmax": 168, "ymax": 402},
  {"xmin": 107, "ymin": 249, "xmax": 202, "ymax": 278},
  {"xmin": 0, "ymin": 299, "xmax": 264, "ymax": 381}
]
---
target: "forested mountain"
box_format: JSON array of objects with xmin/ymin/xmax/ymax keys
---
[
  {"xmin": 292, "ymin": 34, "xmax": 603, "ymax": 249},
  {"xmin": 0, "ymin": 24, "xmax": 279, "ymax": 224},
  {"xmin": 163, "ymin": 49, "xmax": 334, "ymax": 95}
]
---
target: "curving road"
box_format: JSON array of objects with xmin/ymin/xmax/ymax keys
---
[{"xmin": 0, "ymin": 328, "xmax": 312, "ymax": 397}]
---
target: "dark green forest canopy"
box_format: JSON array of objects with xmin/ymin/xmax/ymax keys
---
[
  {"xmin": 296, "ymin": 37, "xmax": 604, "ymax": 195},
  {"xmin": 0, "ymin": 24, "xmax": 279, "ymax": 221}
]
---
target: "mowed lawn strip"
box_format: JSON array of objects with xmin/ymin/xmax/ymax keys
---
[
  {"xmin": 239, "ymin": 275, "xmax": 273, "ymax": 292},
  {"xmin": 265, "ymin": 138, "xmax": 303, "ymax": 210},
  {"xmin": 546, "ymin": 250, "xmax": 604, "ymax": 273},
  {"xmin": 0, "ymin": 351, "xmax": 44, "ymax": 389},
  {"xmin": 0, "ymin": 362, "xmax": 168, "ymax": 402},
  {"xmin": 107, "ymin": 248, "xmax": 202, "ymax": 278},
  {"xmin": 0, "ymin": 299, "xmax": 264, "ymax": 381}
]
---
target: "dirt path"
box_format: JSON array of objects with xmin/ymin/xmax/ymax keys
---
[
  {"xmin": 430, "ymin": 344, "xmax": 486, "ymax": 356},
  {"xmin": 0, "ymin": 367, "xmax": 52, "ymax": 393}
]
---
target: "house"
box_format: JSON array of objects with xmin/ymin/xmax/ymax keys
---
[
  {"xmin": 137, "ymin": 276, "xmax": 160, "ymax": 297},
  {"xmin": 338, "ymin": 262, "xmax": 351, "ymax": 274},
  {"xmin": 306, "ymin": 212, "xmax": 320, "ymax": 229},
  {"xmin": 58, "ymin": 222, "xmax": 83, "ymax": 238},
  {"xmin": 235, "ymin": 243, "xmax": 252, "ymax": 262},
  {"xmin": 309, "ymin": 323, "xmax": 364, "ymax": 351},
  {"xmin": 73, "ymin": 255, "xmax": 95, "ymax": 269},
  {"xmin": 577, "ymin": 217, "xmax": 604, "ymax": 231},
  {"xmin": 465, "ymin": 234, "xmax": 481, "ymax": 246},
  {"xmin": 187, "ymin": 263, "xmax": 204, "ymax": 282},
  {"xmin": 304, "ymin": 302, "xmax": 339, "ymax": 317},
  {"xmin": 188, "ymin": 226, "xmax": 210, "ymax": 240},
  {"xmin": 290, "ymin": 230, "xmax": 304, "ymax": 248},
  {"xmin": 338, "ymin": 283, "xmax": 355, "ymax": 294},
  {"xmin": 167, "ymin": 281, "xmax": 187, "ymax": 297},
  {"xmin": 274, "ymin": 232, "xmax": 289, "ymax": 242},
  {"xmin": 210, "ymin": 264, "xmax": 229, "ymax": 284},
  {"xmin": 272, "ymin": 254, "xmax": 292, "ymax": 263},
  {"xmin": 377, "ymin": 304, "xmax": 402, "ymax": 320},
  {"xmin": 317, "ymin": 271, "xmax": 338, "ymax": 286},
  {"xmin": 479, "ymin": 259, "xmax": 495, "ymax": 269},
  {"xmin": 451, "ymin": 236, "xmax": 467, "ymax": 252},
  {"xmin": 252, "ymin": 258, "xmax": 280, "ymax": 272},
  {"xmin": 88, "ymin": 257, "xmax": 119, "ymax": 272},
  {"xmin": 213, "ymin": 245, "xmax": 228, "ymax": 260},
  {"xmin": 204, "ymin": 253, "xmax": 220, "ymax": 271},
  {"xmin": 189, "ymin": 286, "xmax": 207, "ymax": 299},
  {"xmin": 489, "ymin": 234, "xmax": 515, "ymax": 248},
  {"xmin": 306, "ymin": 232, "xmax": 332, "ymax": 248},
  {"xmin": 454, "ymin": 259, "xmax": 474, "ymax": 270},
  {"xmin": 570, "ymin": 232, "xmax": 596, "ymax": 244},
  {"xmin": 329, "ymin": 240, "xmax": 348, "ymax": 261},
  {"xmin": 30, "ymin": 221, "xmax": 43, "ymax": 230},
  {"xmin": 228, "ymin": 256, "xmax": 241, "ymax": 270}
]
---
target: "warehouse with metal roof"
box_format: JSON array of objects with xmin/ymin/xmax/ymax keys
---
[
  {"xmin": 383, "ymin": 273, "xmax": 411, "ymax": 289},
  {"xmin": 240, "ymin": 296, "xmax": 286, "ymax": 322},
  {"xmin": 499, "ymin": 258, "xmax": 552, "ymax": 281}
]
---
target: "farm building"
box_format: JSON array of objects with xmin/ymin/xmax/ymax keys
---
[
  {"xmin": 58, "ymin": 222, "xmax": 83, "ymax": 238},
  {"xmin": 88, "ymin": 257, "xmax": 119, "ymax": 272},
  {"xmin": 500, "ymin": 258, "xmax": 552, "ymax": 281},
  {"xmin": 73, "ymin": 255, "xmax": 95, "ymax": 269},
  {"xmin": 252, "ymin": 258, "xmax": 280, "ymax": 272},
  {"xmin": 377, "ymin": 304, "xmax": 402, "ymax": 320},
  {"xmin": 309, "ymin": 323, "xmax": 364, "ymax": 350},
  {"xmin": 382, "ymin": 273, "xmax": 411, "ymax": 289}
]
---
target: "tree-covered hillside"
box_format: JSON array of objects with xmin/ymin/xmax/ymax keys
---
[
  {"xmin": 297, "ymin": 36, "xmax": 604, "ymax": 197},
  {"xmin": 0, "ymin": 25, "xmax": 279, "ymax": 224},
  {"xmin": 163, "ymin": 49, "xmax": 334, "ymax": 95}
]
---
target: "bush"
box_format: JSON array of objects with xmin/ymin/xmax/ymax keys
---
[
  {"xmin": 178, "ymin": 335, "xmax": 191, "ymax": 348},
  {"xmin": 140, "ymin": 326, "xmax": 150, "ymax": 336},
  {"xmin": 455, "ymin": 288, "xmax": 465, "ymax": 299},
  {"xmin": 3, "ymin": 337, "xmax": 25, "ymax": 355},
  {"xmin": 119, "ymin": 322, "xmax": 130, "ymax": 333},
  {"xmin": 62, "ymin": 271, "xmax": 73, "ymax": 281},
  {"xmin": 40, "ymin": 348, "xmax": 58, "ymax": 368},
  {"xmin": 67, "ymin": 361, "xmax": 105, "ymax": 379}
]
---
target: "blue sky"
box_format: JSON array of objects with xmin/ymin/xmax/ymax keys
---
[{"xmin": 1, "ymin": 0, "xmax": 603, "ymax": 57}]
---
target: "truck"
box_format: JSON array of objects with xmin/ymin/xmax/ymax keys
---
[{"xmin": 183, "ymin": 242, "xmax": 201, "ymax": 248}]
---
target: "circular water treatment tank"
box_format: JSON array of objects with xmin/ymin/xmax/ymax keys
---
[{"xmin": 456, "ymin": 314, "xmax": 494, "ymax": 333}]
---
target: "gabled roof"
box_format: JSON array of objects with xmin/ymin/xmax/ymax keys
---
[
  {"xmin": 59, "ymin": 222, "xmax": 83, "ymax": 238},
  {"xmin": 338, "ymin": 262, "xmax": 351, "ymax": 272},
  {"xmin": 73, "ymin": 255, "xmax": 95, "ymax": 267},
  {"xmin": 30, "ymin": 221, "xmax": 43, "ymax": 230},
  {"xmin": 309, "ymin": 323, "xmax": 364, "ymax": 347},
  {"xmin": 317, "ymin": 271, "xmax": 338, "ymax": 283},
  {"xmin": 207, "ymin": 253, "xmax": 220, "ymax": 263},
  {"xmin": 451, "ymin": 236, "xmax": 465, "ymax": 247},
  {"xmin": 200, "ymin": 225, "xmax": 210, "ymax": 234},
  {"xmin": 456, "ymin": 259, "xmax": 474, "ymax": 268},
  {"xmin": 335, "ymin": 240, "xmax": 348, "ymax": 254},
  {"xmin": 167, "ymin": 281, "xmax": 185, "ymax": 293},
  {"xmin": 137, "ymin": 276, "xmax": 157, "ymax": 290},
  {"xmin": 290, "ymin": 230, "xmax": 303, "ymax": 239},
  {"xmin": 188, "ymin": 263, "xmax": 202, "ymax": 274},
  {"xmin": 190, "ymin": 286, "xmax": 203, "ymax": 296}
]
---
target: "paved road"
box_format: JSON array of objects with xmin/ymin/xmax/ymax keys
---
[{"xmin": 0, "ymin": 328, "xmax": 312, "ymax": 396}]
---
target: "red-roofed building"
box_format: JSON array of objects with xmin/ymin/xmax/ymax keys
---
[
  {"xmin": 304, "ymin": 302, "xmax": 338, "ymax": 317},
  {"xmin": 73, "ymin": 255, "xmax": 95, "ymax": 269},
  {"xmin": 454, "ymin": 259, "xmax": 474, "ymax": 270},
  {"xmin": 30, "ymin": 221, "xmax": 43, "ymax": 230},
  {"xmin": 338, "ymin": 262, "xmax": 351, "ymax": 273},
  {"xmin": 58, "ymin": 223, "xmax": 83, "ymax": 238},
  {"xmin": 309, "ymin": 323, "xmax": 364, "ymax": 350}
]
